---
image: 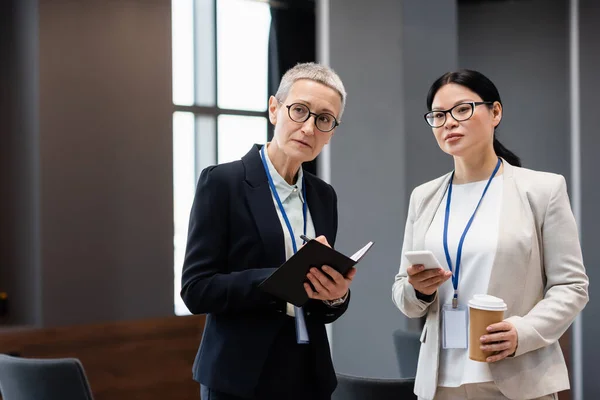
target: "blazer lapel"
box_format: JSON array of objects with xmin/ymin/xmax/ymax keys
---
[
  {"xmin": 242, "ymin": 145, "xmax": 286, "ymax": 268},
  {"xmin": 413, "ymin": 173, "xmax": 452, "ymax": 251},
  {"xmin": 487, "ymin": 161, "xmax": 533, "ymax": 313}
]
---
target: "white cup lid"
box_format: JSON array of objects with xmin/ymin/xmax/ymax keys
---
[{"xmin": 468, "ymin": 294, "xmax": 507, "ymax": 311}]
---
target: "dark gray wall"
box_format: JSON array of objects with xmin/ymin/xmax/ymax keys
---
[
  {"xmin": 329, "ymin": 0, "xmax": 407, "ymax": 379},
  {"xmin": 580, "ymin": 0, "xmax": 600, "ymax": 396},
  {"xmin": 1, "ymin": 0, "xmax": 16, "ymax": 320},
  {"xmin": 0, "ymin": 2, "xmax": 8, "ymax": 311},
  {"xmin": 403, "ymin": 2, "xmax": 456, "ymax": 190},
  {"xmin": 0, "ymin": 0, "xmax": 42, "ymax": 326},
  {"xmin": 329, "ymin": 0, "xmax": 457, "ymax": 379},
  {"xmin": 458, "ymin": 0, "xmax": 570, "ymax": 176},
  {"xmin": 1, "ymin": 0, "xmax": 174, "ymax": 327}
]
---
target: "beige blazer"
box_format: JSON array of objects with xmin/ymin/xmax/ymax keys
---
[{"xmin": 392, "ymin": 160, "xmax": 589, "ymax": 400}]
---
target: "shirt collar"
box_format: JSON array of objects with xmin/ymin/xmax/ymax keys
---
[{"xmin": 263, "ymin": 143, "xmax": 305, "ymax": 203}]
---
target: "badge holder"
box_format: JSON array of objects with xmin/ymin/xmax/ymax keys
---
[
  {"xmin": 442, "ymin": 303, "xmax": 468, "ymax": 349},
  {"xmin": 295, "ymin": 306, "xmax": 309, "ymax": 344}
]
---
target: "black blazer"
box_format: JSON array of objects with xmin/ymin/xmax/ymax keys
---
[{"xmin": 181, "ymin": 144, "xmax": 349, "ymax": 398}]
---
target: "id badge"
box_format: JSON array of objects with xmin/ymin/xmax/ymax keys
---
[{"xmin": 442, "ymin": 304, "xmax": 468, "ymax": 349}]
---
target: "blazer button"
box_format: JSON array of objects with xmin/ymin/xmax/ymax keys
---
[{"xmin": 305, "ymin": 311, "xmax": 311, "ymax": 316}]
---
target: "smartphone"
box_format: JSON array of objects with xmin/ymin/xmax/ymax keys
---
[{"xmin": 404, "ymin": 250, "xmax": 445, "ymax": 270}]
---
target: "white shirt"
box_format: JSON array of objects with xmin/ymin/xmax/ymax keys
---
[
  {"xmin": 262, "ymin": 146, "xmax": 316, "ymax": 317},
  {"xmin": 424, "ymin": 175, "xmax": 503, "ymax": 387}
]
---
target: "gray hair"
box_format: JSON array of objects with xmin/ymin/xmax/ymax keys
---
[{"xmin": 275, "ymin": 62, "xmax": 347, "ymax": 121}]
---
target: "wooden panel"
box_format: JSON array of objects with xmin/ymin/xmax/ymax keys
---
[{"xmin": 0, "ymin": 315, "xmax": 205, "ymax": 400}]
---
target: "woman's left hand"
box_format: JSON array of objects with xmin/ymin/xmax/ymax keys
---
[
  {"xmin": 480, "ymin": 321, "xmax": 519, "ymax": 362},
  {"xmin": 304, "ymin": 266, "xmax": 356, "ymax": 301},
  {"xmin": 303, "ymin": 235, "xmax": 356, "ymax": 301}
]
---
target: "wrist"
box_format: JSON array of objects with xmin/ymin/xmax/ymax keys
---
[
  {"xmin": 323, "ymin": 291, "xmax": 349, "ymax": 307},
  {"xmin": 415, "ymin": 289, "xmax": 436, "ymax": 302}
]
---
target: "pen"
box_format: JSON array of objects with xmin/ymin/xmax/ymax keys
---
[{"xmin": 300, "ymin": 234, "xmax": 313, "ymax": 243}]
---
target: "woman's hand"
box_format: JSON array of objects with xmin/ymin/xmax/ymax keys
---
[
  {"xmin": 303, "ymin": 235, "xmax": 356, "ymax": 301},
  {"xmin": 304, "ymin": 266, "xmax": 356, "ymax": 301},
  {"xmin": 480, "ymin": 321, "xmax": 519, "ymax": 362},
  {"xmin": 407, "ymin": 264, "xmax": 452, "ymax": 296}
]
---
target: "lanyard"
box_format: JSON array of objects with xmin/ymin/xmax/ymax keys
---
[
  {"xmin": 443, "ymin": 158, "xmax": 502, "ymax": 308},
  {"xmin": 260, "ymin": 146, "xmax": 307, "ymax": 253}
]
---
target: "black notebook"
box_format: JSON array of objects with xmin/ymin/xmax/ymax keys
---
[{"xmin": 258, "ymin": 239, "xmax": 374, "ymax": 307}]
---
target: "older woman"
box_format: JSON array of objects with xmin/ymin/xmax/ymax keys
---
[
  {"xmin": 181, "ymin": 63, "xmax": 355, "ymax": 400},
  {"xmin": 393, "ymin": 69, "xmax": 589, "ymax": 400}
]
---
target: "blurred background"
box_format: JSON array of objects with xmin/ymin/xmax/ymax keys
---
[{"xmin": 0, "ymin": 0, "xmax": 598, "ymax": 399}]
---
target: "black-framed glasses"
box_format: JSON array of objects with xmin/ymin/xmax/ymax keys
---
[
  {"xmin": 424, "ymin": 101, "xmax": 493, "ymax": 128},
  {"xmin": 285, "ymin": 103, "xmax": 339, "ymax": 132}
]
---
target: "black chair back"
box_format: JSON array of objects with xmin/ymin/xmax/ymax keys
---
[
  {"xmin": 392, "ymin": 328, "xmax": 421, "ymax": 378},
  {"xmin": 0, "ymin": 354, "xmax": 94, "ymax": 400},
  {"xmin": 332, "ymin": 373, "xmax": 417, "ymax": 400}
]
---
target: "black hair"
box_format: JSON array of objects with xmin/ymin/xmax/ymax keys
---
[{"xmin": 426, "ymin": 69, "xmax": 521, "ymax": 167}]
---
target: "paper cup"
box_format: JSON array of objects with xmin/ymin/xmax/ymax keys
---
[{"xmin": 468, "ymin": 294, "xmax": 507, "ymax": 362}]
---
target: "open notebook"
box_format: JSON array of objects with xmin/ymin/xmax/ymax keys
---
[{"xmin": 259, "ymin": 240, "xmax": 374, "ymax": 307}]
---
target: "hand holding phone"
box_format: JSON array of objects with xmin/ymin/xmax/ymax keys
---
[{"xmin": 404, "ymin": 250, "xmax": 452, "ymax": 296}]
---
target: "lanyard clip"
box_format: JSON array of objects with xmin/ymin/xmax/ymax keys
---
[{"xmin": 452, "ymin": 291, "xmax": 458, "ymax": 309}]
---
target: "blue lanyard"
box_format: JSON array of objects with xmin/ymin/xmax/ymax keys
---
[
  {"xmin": 260, "ymin": 146, "xmax": 307, "ymax": 253},
  {"xmin": 443, "ymin": 158, "xmax": 502, "ymax": 307}
]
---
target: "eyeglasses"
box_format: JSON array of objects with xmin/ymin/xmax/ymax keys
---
[
  {"xmin": 424, "ymin": 101, "xmax": 493, "ymax": 128},
  {"xmin": 285, "ymin": 103, "xmax": 339, "ymax": 132}
]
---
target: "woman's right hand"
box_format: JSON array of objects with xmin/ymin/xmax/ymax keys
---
[{"xmin": 407, "ymin": 265, "xmax": 453, "ymax": 296}]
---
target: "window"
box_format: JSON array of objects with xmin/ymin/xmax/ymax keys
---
[{"xmin": 172, "ymin": 0, "xmax": 271, "ymax": 315}]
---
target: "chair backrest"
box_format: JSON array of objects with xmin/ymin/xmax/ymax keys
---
[
  {"xmin": 332, "ymin": 373, "xmax": 417, "ymax": 400},
  {"xmin": 392, "ymin": 328, "xmax": 421, "ymax": 378},
  {"xmin": 0, "ymin": 354, "xmax": 94, "ymax": 400}
]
